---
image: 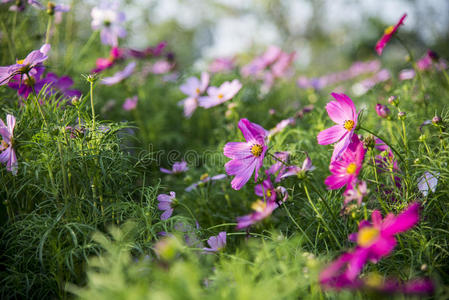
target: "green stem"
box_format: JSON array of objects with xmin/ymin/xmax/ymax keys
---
[
  {"xmin": 281, "ymin": 203, "xmax": 314, "ymax": 248},
  {"xmin": 359, "ymin": 126, "xmax": 404, "ymax": 163},
  {"xmin": 45, "ymin": 15, "xmax": 53, "ymax": 45},
  {"xmin": 206, "ymin": 223, "xmax": 238, "ymax": 230},
  {"xmin": 29, "ymin": 74, "xmax": 48, "ymax": 127},
  {"xmin": 178, "ymin": 202, "xmax": 197, "ymax": 222},
  {"xmin": 303, "ymin": 184, "xmax": 342, "ymax": 248},
  {"xmin": 90, "ymin": 81, "xmax": 95, "ymax": 129},
  {"xmin": 268, "ymin": 152, "xmax": 289, "ymax": 167}
]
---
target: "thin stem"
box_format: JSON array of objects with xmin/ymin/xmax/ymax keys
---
[
  {"xmin": 281, "ymin": 203, "xmax": 314, "ymax": 248},
  {"xmin": 178, "ymin": 202, "xmax": 197, "ymax": 222},
  {"xmin": 45, "ymin": 15, "xmax": 53, "ymax": 45},
  {"xmin": 90, "ymin": 81, "xmax": 95, "ymax": 129},
  {"xmin": 268, "ymin": 152, "xmax": 289, "ymax": 167},
  {"xmin": 206, "ymin": 223, "xmax": 238, "ymax": 230},
  {"xmin": 303, "ymin": 184, "xmax": 342, "ymax": 248},
  {"xmin": 28, "ymin": 74, "xmax": 48, "ymax": 127},
  {"xmin": 359, "ymin": 126, "xmax": 404, "ymax": 163}
]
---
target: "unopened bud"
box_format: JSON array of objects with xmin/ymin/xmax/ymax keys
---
[
  {"xmin": 432, "ymin": 115, "xmax": 442, "ymax": 125},
  {"xmin": 363, "ymin": 135, "xmax": 376, "ymax": 149},
  {"xmin": 388, "ymin": 95, "xmax": 399, "ymax": 106},
  {"xmin": 398, "ymin": 111, "xmax": 406, "ymax": 120},
  {"xmin": 375, "ymin": 104, "xmax": 390, "ymax": 118}
]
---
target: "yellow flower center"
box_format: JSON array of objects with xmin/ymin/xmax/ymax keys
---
[
  {"xmin": 200, "ymin": 173, "xmax": 209, "ymax": 181},
  {"xmin": 357, "ymin": 227, "xmax": 380, "ymax": 247},
  {"xmin": 251, "ymin": 199, "xmax": 267, "ymax": 212},
  {"xmin": 251, "ymin": 144, "xmax": 263, "ymax": 157},
  {"xmin": 266, "ymin": 189, "xmax": 272, "ymax": 197},
  {"xmin": 16, "ymin": 59, "xmax": 25, "ymax": 65},
  {"xmin": 364, "ymin": 272, "xmax": 383, "ymax": 288},
  {"xmin": 346, "ymin": 163, "xmax": 357, "ymax": 174},
  {"xmin": 217, "ymin": 93, "xmax": 224, "ymax": 99},
  {"xmin": 384, "ymin": 25, "xmax": 395, "ymax": 35},
  {"xmin": 195, "ymin": 88, "xmax": 200, "ymax": 94},
  {"xmin": 343, "ymin": 120, "xmax": 355, "ymax": 131},
  {"xmin": 1, "ymin": 140, "xmax": 9, "ymax": 150}
]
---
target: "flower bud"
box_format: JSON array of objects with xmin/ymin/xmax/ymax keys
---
[
  {"xmin": 71, "ymin": 96, "xmax": 80, "ymax": 106},
  {"xmin": 47, "ymin": 2, "xmax": 56, "ymax": 15},
  {"xmin": 375, "ymin": 104, "xmax": 390, "ymax": 118},
  {"xmin": 432, "ymin": 115, "xmax": 442, "ymax": 125},
  {"xmin": 388, "ymin": 95, "xmax": 399, "ymax": 106},
  {"xmin": 398, "ymin": 111, "xmax": 406, "ymax": 120},
  {"xmin": 363, "ymin": 135, "xmax": 376, "ymax": 149}
]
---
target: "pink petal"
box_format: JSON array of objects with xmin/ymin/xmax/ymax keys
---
[
  {"xmin": 382, "ymin": 202, "xmax": 420, "ymax": 236},
  {"xmin": 223, "ymin": 142, "xmax": 252, "ymax": 159},
  {"xmin": 317, "ymin": 124, "xmax": 346, "ymax": 145},
  {"xmin": 238, "ymin": 119, "xmax": 267, "ymax": 144}
]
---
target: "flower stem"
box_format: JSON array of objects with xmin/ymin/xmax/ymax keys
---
[
  {"xmin": 89, "ymin": 80, "xmax": 95, "ymax": 129},
  {"xmin": 45, "ymin": 15, "xmax": 53, "ymax": 45},
  {"xmin": 268, "ymin": 152, "xmax": 289, "ymax": 167},
  {"xmin": 29, "ymin": 74, "xmax": 48, "ymax": 127},
  {"xmin": 358, "ymin": 126, "xmax": 404, "ymax": 163},
  {"xmin": 281, "ymin": 203, "xmax": 314, "ymax": 248}
]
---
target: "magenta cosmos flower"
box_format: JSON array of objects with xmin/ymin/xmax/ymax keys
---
[
  {"xmin": 320, "ymin": 202, "xmax": 420, "ymax": 289},
  {"xmin": 254, "ymin": 177, "xmax": 277, "ymax": 203},
  {"xmin": 93, "ymin": 47, "xmax": 124, "ymax": 73},
  {"xmin": 199, "ymin": 79, "xmax": 242, "ymax": 109},
  {"xmin": 0, "ymin": 114, "xmax": 18, "ymax": 175},
  {"xmin": 0, "ymin": 44, "xmax": 49, "ymax": 86},
  {"xmin": 178, "ymin": 72, "xmax": 209, "ymax": 118},
  {"xmin": 324, "ymin": 135, "xmax": 365, "ymax": 190},
  {"xmin": 160, "ymin": 161, "xmax": 188, "ymax": 175},
  {"xmin": 157, "ymin": 191, "xmax": 176, "ymax": 220},
  {"xmin": 203, "ymin": 232, "xmax": 226, "ymax": 252},
  {"xmin": 375, "ymin": 13, "xmax": 407, "ymax": 56},
  {"xmin": 236, "ymin": 186, "xmax": 287, "ymax": 230},
  {"xmin": 317, "ymin": 93, "xmax": 358, "ymax": 161},
  {"xmin": 91, "ymin": 1, "xmax": 126, "ymax": 47},
  {"xmin": 122, "ymin": 95, "xmax": 138, "ymax": 111},
  {"xmin": 224, "ymin": 119, "xmax": 268, "ymax": 190}
]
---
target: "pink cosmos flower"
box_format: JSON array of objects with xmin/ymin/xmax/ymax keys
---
[
  {"xmin": 198, "ymin": 79, "xmax": 242, "ymax": 109},
  {"xmin": 0, "ymin": 44, "xmax": 49, "ymax": 86},
  {"xmin": 317, "ymin": 93, "xmax": 358, "ymax": 161},
  {"xmin": 203, "ymin": 232, "xmax": 226, "ymax": 252},
  {"xmin": 375, "ymin": 104, "xmax": 390, "ymax": 118},
  {"xmin": 324, "ymin": 136, "xmax": 365, "ymax": 190},
  {"xmin": 150, "ymin": 60, "xmax": 174, "ymax": 74},
  {"xmin": 280, "ymin": 154, "xmax": 316, "ymax": 180},
  {"xmin": 178, "ymin": 72, "xmax": 209, "ymax": 118},
  {"xmin": 208, "ymin": 57, "xmax": 235, "ymax": 73},
  {"xmin": 254, "ymin": 177, "xmax": 277, "ymax": 203},
  {"xmin": 320, "ymin": 202, "xmax": 420, "ymax": 289},
  {"xmin": 0, "ymin": 114, "xmax": 18, "ymax": 175},
  {"xmin": 157, "ymin": 191, "xmax": 176, "ymax": 220},
  {"xmin": 185, "ymin": 173, "xmax": 227, "ymax": 192},
  {"xmin": 236, "ymin": 186, "xmax": 287, "ymax": 230},
  {"xmin": 122, "ymin": 95, "xmax": 138, "ymax": 111},
  {"xmin": 268, "ymin": 117, "xmax": 295, "ymax": 137},
  {"xmin": 398, "ymin": 69, "xmax": 415, "ymax": 81},
  {"xmin": 224, "ymin": 119, "xmax": 268, "ymax": 190},
  {"xmin": 101, "ymin": 61, "xmax": 136, "ymax": 85},
  {"xmin": 375, "ymin": 13, "xmax": 407, "ymax": 56},
  {"xmin": 160, "ymin": 161, "xmax": 188, "ymax": 175},
  {"xmin": 343, "ymin": 180, "xmax": 367, "ymax": 206},
  {"xmin": 92, "ymin": 47, "xmax": 124, "ymax": 73},
  {"xmin": 267, "ymin": 151, "xmax": 289, "ymax": 182}
]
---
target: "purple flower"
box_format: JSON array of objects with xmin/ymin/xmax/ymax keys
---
[
  {"xmin": 280, "ymin": 154, "xmax": 316, "ymax": 180},
  {"xmin": 208, "ymin": 57, "xmax": 235, "ymax": 73},
  {"xmin": 398, "ymin": 69, "xmax": 415, "ymax": 81},
  {"xmin": 343, "ymin": 180, "xmax": 367, "ymax": 206},
  {"xmin": 101, "ymin": 61, "xmax": 136, "ymax": 85},
  {"xmin": 254, "ymin": 177, "xmax": 277, "ymax": 203},
  {"xmin": 224, "ymin": 119, "xmax": 268, "ymax": 190},
  {"xmin": 267, "ymin": 151, "xmax": 289, "ymax": 182},
  {"xmin": 157, "ymin": 191, "xmax": 176, "ymax": 220},
  {"xmin": 185, "ymin": 173, "xmax": 227, "ymax": 192},
  {"xmin": 178, "ymin": 72, "xmax": 209, "ymax": 118},
  {"xmin": 150, "ymin": 60, "xmax": 174, "ymax": 74},
  {"xmin": 7, "ymin": 66, "xmax": 49, "ymax": 99},
  {"xmin": 2, "ymin": 0, "xmax": 43, "ymax": 11},
  {"xmin": 268, "ymin": 117, "xmax": 295, "ymax": 137},
  {"xmin": 198, "ymin": 79, "xmax": 242, "ymax": 109},
  {"xmin": 375, "ymin": 104, "xmax": 390, "ymax": 118},
  {"xmin": 160, "ymin": 161, "xmax": 188, "ymax": 175},
  {"xmin": 45, "ymin": 72, "xmax": 81, "ymax": 99},
  {"xmin": 203, "ymin": 232, "xmax": 226, "ymax": 252},
  {"xmin": 91, "ymin": 1, "xmax": 126, "ymax": 46},
  {"xmin": 0, "ymin": 44, "xmax": 49, "ymax": 86},
  {"xmin": 0, "ymin": 114, "xmax": 18, "ymax": 175},
  {"xmin": 122, "ymin": 95, "xmax": 138, "ymax": 111}
]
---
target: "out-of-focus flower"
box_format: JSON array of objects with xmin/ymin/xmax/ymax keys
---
[
  {"xmin": 375, "ymin": 104, "xmax": 390, "ymax": 118},
  {"xmin": 375, "ymin": 13, "xmax": 407, "ymax": 55},
  {"xmin": 417, "ymin": 50, "xmax": 447, "ymax": 71},
  {"xmin": 203, "ymin": 232, "xmax": 226, "ymax": 252},
  {"xmin": 45, "ymin": 72, "xmax": 82, "ymax": 99},
  {"xmin": 92, "ymin": 47, "xmax": 124, "ymax": 73},
  {"xmin": 317, "ymin": 93, "xmax": 358, "ymax": 161},
  {"xmin": 280, "ymin": 154, "xmax": 316, "ymax": 180},
  {"xmin": 178, "ymin": 72, "xmax": 209, "ymax": 118},
  {"xmin": 150, "ymin": 60, "xmax": 174, "ymax": 74},
  {"xmin": 0, "ymin": 114, "xmax": 18, "ymax": 175},
  {"xmin": 101, "ymin": 61, "xmax": 135, "ymax": 85},
  {"xmin": 2, "ymin": 0, "xmax": 43, "ymax": 11},
  {"xmin": 343, "ymin": 180, "xmax": 367, "ymax": 206},
  {"xmin": 185, "ymin": 173, "xmax": 227, "ymax": 192},
  {"xmin": 398, "ymin": 69, "xmax": 415, "ymax": 80},
  {"xmin": 224, "ymin": 119, "xmax": 268, "ymax": 190},
  {"xmin": 268, "ymin": 117, "xmax": 295, "ymax": 137},
  {"xmin": 127, "ymin": 41, "xmax": 167, "ymax": 58},
  {"xmin": 157, "ymin": 191, "xmax": 176, "ymax": 220},
  {"xmin": 208, "ymin": 57, "xmax": 235, "ymax": 73},
  {"xmin": 91, "ymin": 1, "xmax": 126, "ymax": 46},
  {"xmin": 122, "ymin": 95, "xmax": 138, "ymax": 111},
  {"xmin": 352, "ymin": 69, "xmax": 390, "ymax": 96},
  {"xmin": 236, "ymin": 187, "xmax": 287, "ymax": 230},
  {"xmin": 0, "ymin": 44, "xmax": 49, "ymax": 85},
  {"xmin": 160, "ymin": 161, "xmax": 188, "ymax": 175},
  {"xmin": 320, "ymin": 203, "xmax": 420, "ymax": 289},
  {"xmin": 199, "ymin": 79, "xmax": 242, "ymax": 109},
  {"xmin": 324, "ymin": 135, "xmax": 365, "ymax": 190},
  {"xmin": 417, "ymin": 171, "xmax": 439, "ymax": 197}
]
